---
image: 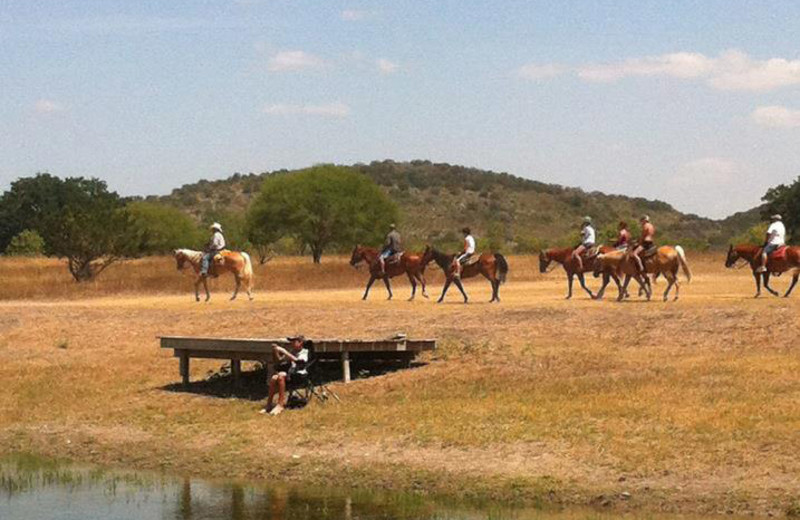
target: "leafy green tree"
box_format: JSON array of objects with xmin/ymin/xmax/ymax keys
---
[
  {"xmin": 247, "ymin": 165, "xmax": 398, "ymax": 263},
  {"xmin": 4, "ymin": 229, "xmax": 45, "ymax": 256},
  {"xmin": 127, "ymin": 201, "xmax": 203, "ymax": 254},
  {"xmin": 0, "ymin": 174, "xmax": 138, "ymax": 281},
  {"xmin": 762, "ymin": 176, "xmax": 800, "ymax": 242}
]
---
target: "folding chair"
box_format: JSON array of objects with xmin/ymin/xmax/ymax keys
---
[{"xmin": 286, "ymin": 341, "xmax": 341, "ymax": 408}]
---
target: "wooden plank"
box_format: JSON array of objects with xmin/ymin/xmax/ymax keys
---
[
  {"xmin": 160, "ymin": 336, "xmax": 436, "ymax": 353},
  {"xmin": 172, "ymin": 350, "xmax": 271, "ymax": 361}
]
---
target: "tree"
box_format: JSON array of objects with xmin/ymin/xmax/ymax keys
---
[
  {"xmin": 128, "ymin": 201, "xmax": 203, "ymax": 254},
  {"xmin": 247, "ymin": 165, "xmax": 398, "ymax": 263},
  {"xmin": 0, "ymin": 174, "xmax": 139, "ymax": 281},
  {"xmin": 762, "ymin": 176, "xmax": 800, "ymax": 242},
  {"xmin": 4, "ymin": 229, "xmax": 45, "ymax": 256}
]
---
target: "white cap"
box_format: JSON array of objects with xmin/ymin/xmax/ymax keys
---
[
  {"xmin": 210, "ymin": 222, "xmax": 222, "ymax": 231},
  {"xmin": 770, "ymin": 214, "xmax": 782, "ymax": 221}
]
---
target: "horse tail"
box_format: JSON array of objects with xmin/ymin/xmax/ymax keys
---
[
  {"xmin": 241, "ymin": 251, "xmax": 254, "ymax": 289},
  {"xmin": 494, "ymin": 253, "xmax": 509, "ymax": 284},
  {"xmin": 675, "ymin": 245, "xmax": 691, "ymax": 283}
]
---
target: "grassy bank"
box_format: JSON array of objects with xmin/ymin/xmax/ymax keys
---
[{"xmin": 1, "ymin": 253, "xmax": 799, "ymax": 516}]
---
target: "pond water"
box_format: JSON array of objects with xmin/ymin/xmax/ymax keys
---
[{"xmin": 0, "ymin": 454, "xmax": 704, "ymax": 520}]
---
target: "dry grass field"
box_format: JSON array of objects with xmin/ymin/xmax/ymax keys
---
[{"xmin": 1, "ymin": 253, "xmax": 799, "ymax": 516}]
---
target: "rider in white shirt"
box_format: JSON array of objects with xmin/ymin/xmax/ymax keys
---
[
  {"xmin": 572, "ymin": 216, "xmax": 596, "ymax": 271},
  {"xmin": 454, "ymin": 227, "xmax": 476, "ymax": 278},
  {"xmin": 201, "ymin": 223, "xmax": 226, "ymax": 276},
  {"xmin": 757, "ymin": 214, "xmax": 786, "ymax": 273}
]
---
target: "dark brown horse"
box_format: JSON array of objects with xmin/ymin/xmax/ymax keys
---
[
  {"xmin": 429, "ymin": 248, "xmax": 508, "ymax": 303},
  {"xmin": 725, "ymin": 244, "xmax": 800, "ymax": 298},
  {"xmin": 349, "ymin": 245, "xmax": 434, "ymax": 300},
  {"xmin": 538, "ymin": 246, "xmax": 624, "ymax": 299}
]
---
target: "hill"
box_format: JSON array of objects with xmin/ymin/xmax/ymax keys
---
[{"xmin": 148, "ymin": 160, "xmax": 763, "ymax": 251}]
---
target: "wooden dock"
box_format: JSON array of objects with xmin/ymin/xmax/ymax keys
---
[{"xmin": 159, "ymin": 336, "xmax": 436, "ymax": 385}]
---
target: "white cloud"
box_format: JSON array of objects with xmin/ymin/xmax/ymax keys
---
[
  {"xmin": 517, "ymin": 63, "xmax": 566, "ymax": 81},
  {"xmin": 523, "ymin": 50, "xmax": 800, "ymax": 92},
  {"xmin": 34, "ymin": 99, "xmax": 65, "ymax": 114},
  {"xmin": 341, "ymin": 10, "xmax": 367, "ymax": 21},
  {"xmin": 267, "ymin": 50, "xmax": 324, "ymax": 72},
  {"xmin": 376, "ymin": 58, "xmax": 399, "ymax": 75},
  {"xmin": 752, "ymin": 105, "xmax": 800, "ymax": 128},
  {"xmin": 263, "ymin": 102, "xmax": 350, "ymax": 118},
  {"xmin": 577, "ymin": 52, "xmax": 712, "ymax": 83}
]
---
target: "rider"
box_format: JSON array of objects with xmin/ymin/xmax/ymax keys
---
[
  {"xmin": 378, "ymin": 224, "xmax": 402, "ymax": 275},
  {"xmin": 571, "ymin": 216, "xmax": 595, "ymax": 271},
  {"xmin": 614, "ymin": 221, "xmax": 631, "ymax": 249},
  {"xmin": 757, "ymin": 214, "xmax": 786, "ymax": 273},
  {"xmin": 201, "ymin": 222, "xmax": 226, "ymax": 277},
  {"xmin": 454, "ymin": 227, "xmax": 476, "ymax": 278},
  {"xmin": 632, "ymin": 215, "xmax": 655, "ymax": 273}
]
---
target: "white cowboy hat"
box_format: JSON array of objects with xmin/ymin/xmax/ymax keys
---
[
  {"xmin": 770, "ymin": 214, "xmax": 782, "ymax": 221},
  {"xmin": 210, "ymin": 222, "xmax": 222, "ymax": 231}
]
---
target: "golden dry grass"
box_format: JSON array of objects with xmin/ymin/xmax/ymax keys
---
[{"xmin": 1, "ymin": 252, "xmax": 799, "ymax": 516}]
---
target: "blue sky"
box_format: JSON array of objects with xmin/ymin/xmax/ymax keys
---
[{"xmin": 2, "ymin": 1, "xmax": 800, "ymax": 218}]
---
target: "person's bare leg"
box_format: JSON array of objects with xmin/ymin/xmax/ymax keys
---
[
  {"xmin": 379, "ymin": 257, "xmax": 386, "ymax": 275},
  {"xmin": 263, "ymin": 376, "xmax": 278, "ymax": 412},
  {"xmin": 633, "ymin": 246, "xmax": 644, "ymax": 273},
  {"xmin": 757, "ymin": 251, "xmax": 768, "ymax": 273}
]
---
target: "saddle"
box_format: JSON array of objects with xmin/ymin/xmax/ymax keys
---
[
  {"xmin": 386, "ymin": 252, "xmax": 404, "ymax": 264},
  {"xmin": 641, "ymin": 245, "xmax": 658, "ymax": 258},
  {"xmin": 769, "ymin": 246, "xmax": 787, "ymax": 261},
  {"xmin": 585, "ymin": 245, "xmax": 601, "ymax": 259},
  {"xmin": 463, "ymin": 255, "xmax": 480, "ymax": 267}
]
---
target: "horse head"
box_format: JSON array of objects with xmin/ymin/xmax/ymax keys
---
[
  {"xmin": 538, "ymin": 250, "xmax": 551, "ymax": 273},
  {"xmin": 174, "ymin": 250, "xmax": 186, "ymax": 271},
  {"xmin": 349, "ymin": 245, "xmax": 364, "ymax": 267},
  {"xmin": 724, "ymin": 244, "xmax": 739, "ymax": 268}
]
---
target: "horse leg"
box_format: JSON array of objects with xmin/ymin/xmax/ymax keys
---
[
  {"xmin": 493, "ymin": 280, "xmax": 501, "ymax": 302},
  {"xmin": 454, "ymin": 277, "xmax": 468, "ymax": 303},
  {"xmin": 785, "ymin": 273, "xmax": 799, "ymax": 297},
  {"xmin": 753, "ymin": 272, "xmax": 762, "ymax": 298},
  {"xmin": 383, "ymin": 276, "xmax": 393, "ymax": 300},
  {"xmin": 419, "ymin": 274, "xmax": 429, "ymax": 299},
  {"xmin": 203, "ymin": 277, "xmax": 210, "ymax": 302},
  {"xmin": 566, "ymin": 273, "xmax": 574, "ymax": 299},
  {"xmin": 764, "ymin": 272, "xmax": 779, "ymax": 297},
  {"xmin": 618, "ymin": 276, "xmax": 632, "ymax": 302},
  {"xmin": 577, "ymin": 273, "xmax": 594, "ymax": 299},
  {"xmin": 595, "ymin": 273, "xmax": 609, "ymax": 300},
  {"xmin": 407, "ymin": 273, "xmax": 417, "ymax": 301},
  {"xmin": 194, "ymin": 277, "xmax": 201, "ymax": 302},
  {"xmin": 663, "ymin": 272, "xmax": 676, "ymax": 302},
  {"xmin": 362, "ymin": 275, "xmax": 377, "ymax": 300},
  {"xmin": 231, "ymin": 275, "xmax": 240, "ymax": 301},
  {"xmin": 437, "ymin": 279, "xmax": 452, "ymax": 303}
]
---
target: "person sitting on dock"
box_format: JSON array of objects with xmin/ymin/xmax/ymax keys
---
[{"xmin": 262, "ymin": 335, "xmax": 309, "ymax": 416}]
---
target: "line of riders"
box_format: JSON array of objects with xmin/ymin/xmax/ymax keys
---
[{"xmin": 180, "ymin": 212, "xmax": 794, "ymax": 303}]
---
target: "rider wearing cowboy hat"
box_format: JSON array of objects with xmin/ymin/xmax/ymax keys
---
[
  {"xmin": 572, "ymin": 216, "xmax": 595, "ymax": 271},
  {"xmin": 201, "ymin": 222, "xmax": 226, "ymax": 277},
  {"xmin": 378, "ymin": 223, "xmax": 402, "ymax": 276},
  {"xmin": 757, "ymin": 214, "xmax": 786, "ymax": 273}
]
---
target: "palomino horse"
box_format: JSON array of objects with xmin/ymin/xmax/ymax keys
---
[
  {"xmin": 725, "ymin": 244, "xmax": 800, "ymax": 298},
  {"xmin": 428, "ymin": 249, "xmax": 508, "ymax": 303},
  {"xmin": 349, "ymin": 245, "xmax": 433, "ymax": 301},
  {"xmin": 174, "ymin": 249, "xmax": 254, "ymax": 302},
  {"xmin": 538, "ymin": 246, "xmax": 624, "ymax": 299},
  {"xmin": 593, "ymin": 246, "xmax": 691, "ymax": 302}
]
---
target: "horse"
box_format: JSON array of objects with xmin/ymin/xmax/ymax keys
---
[
  {"xmin": 538, "ymin": 246, "xmax": 625, "ymax": 299},
  {"xmin": 724, "ymin": 244, "xmax": 800, "ymax": 298},
  {"xmin": 428, "ymin": 248, "xmax": 508, "ymax": 303},
  {"xmin": 593, "ymin": 245, "xmax": 691, "ymax": 302},
  {"xmin": 349, "ymin": 245, "xmax": 434, "ymax": 301},
  {"xmin": 174, "ymin": 249, "xmax": 254, "ymax": 302}
]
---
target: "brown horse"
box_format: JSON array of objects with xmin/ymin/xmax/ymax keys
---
[
  {"xmin": 538, "ymin": 246, "xmax": 624, "ymax": 299},
  {"xmin": 725, "ymin": 244, "xmax": 800, "ymax": 298},
  {"xmin": 429, "ymin": 248, "xmax": 508, "ymax": 303},
  {"xmin": 174, "ymin": 248, "xmax": 254, "ymax": 302},
  {"xmin": 349, "ymin": 245, "xmax": 433, "ymax": 301},
  {"xmin": 594, "ymin": 246, "xmax": 691, "ymax": 302}
]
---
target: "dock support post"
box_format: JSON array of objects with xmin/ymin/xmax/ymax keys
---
[
  {"xmin": 179, "ymin": 351, "xmax": 190, "ymax": 386},
  {"xmin": 341, "ymin": 351, "xmax": 351, "ymax": 383},
  {"xmin": 231, "ymin": 359, "xmax": 241, "ymax": 386}
]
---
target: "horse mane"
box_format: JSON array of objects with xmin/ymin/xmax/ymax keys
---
[
  {"xmin": 175, "ymin": 248, "xmax": 203, "ymax": 263},
  {"xmin": 429, "ymin": 248, "xmax": 454, "ymax": 270},
  {"xmin": 734, "ymin": 244, "xmax": 761, "ymax": 254}
]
